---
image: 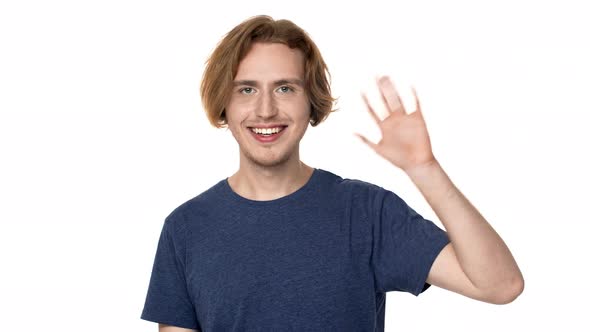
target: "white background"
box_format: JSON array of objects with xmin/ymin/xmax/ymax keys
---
[{"xmin": 1, "ymin": 0, "xmax": 589, "ymax": 330}]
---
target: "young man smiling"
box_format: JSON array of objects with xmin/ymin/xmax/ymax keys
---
[
  {"xmin": 225, "ymin": 42, "xmax": 314, "ymax": 199},
  {"xmin": 141, "ymin": 16, "xmax": 524, "ymax": 332}
]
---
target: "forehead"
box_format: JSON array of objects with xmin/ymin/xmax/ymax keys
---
[{"xmin": 235, "ymin": 42, "xmax": 305, "ymax": 81}]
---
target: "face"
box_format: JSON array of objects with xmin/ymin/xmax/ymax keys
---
[{"xmin": 225, "ymin": 42, "xmax": 311, "ymax": 168}]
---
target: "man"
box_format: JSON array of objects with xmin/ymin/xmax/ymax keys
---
[{"xmin": 141, "ymin": 15, "xmax": 524, "ymax": 332}]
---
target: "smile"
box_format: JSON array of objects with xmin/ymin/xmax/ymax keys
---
[
  {"xmin": 249, "ymin": 126, "xmax": 286, "ymax": 135},
  {"xmin": 247, "ymin": 126, "xmax": 287, "ymax": 143}
]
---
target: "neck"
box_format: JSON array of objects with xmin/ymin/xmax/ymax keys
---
[{"xmin": 228, "ymin": 153, "xmax": 314, "ymax": 201}]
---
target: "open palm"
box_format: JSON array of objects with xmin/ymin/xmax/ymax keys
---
[{"xmin": 356, "ymin": 76, "xmax": 436, "ymax": 172}]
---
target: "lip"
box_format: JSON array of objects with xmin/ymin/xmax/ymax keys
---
[
  {"xmin": 247, "ymin": 125, "xmax": 287, "ymax": 143},
  {"xmin": 247, "ymin": 124, "xmax": 288, "ymax": 129}
]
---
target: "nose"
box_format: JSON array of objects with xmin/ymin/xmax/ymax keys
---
[{"xmin": 255, "ymin": 90, "xmax": 278, "ymax": 119}]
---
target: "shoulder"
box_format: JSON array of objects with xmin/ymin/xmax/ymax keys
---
[
  {"xmin": 316, "ymin": 169, "xmax": 397, "ymax": 215},
  {"xmin": 163, "ymin": 179, "xmax": 226, "ymax": 233},
  {"xmin": 316, "ymin": 169, "xmax": 404, "ymax": 223},
  {"xmin": 318, "ymin": 168, "xmax": 388, "ymax": 197}
]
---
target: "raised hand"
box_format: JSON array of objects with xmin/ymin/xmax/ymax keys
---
[{"xmin": 356, "ymin": 76, "xmax": 436, "ymax": 173}]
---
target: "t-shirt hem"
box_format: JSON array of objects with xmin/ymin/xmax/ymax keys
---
[{"xmin": 140, "ymin": 312, "xmax": 198, "ymax": 330}]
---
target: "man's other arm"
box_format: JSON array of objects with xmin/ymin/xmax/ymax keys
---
[{"xmin": 409, "ymin": 160, "xmax": 524, "ymax": 304}]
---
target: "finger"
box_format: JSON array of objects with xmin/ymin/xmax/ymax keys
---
[
  {"xmin": 361, "ymin": 92, "xmax": 381, "ymax": 126},
  {"xmin": 411, "ymin": 85, "xmax": 421, "ymax": 113},
  {"xmin": 411, "ymin": 85, "xmax": 425, "ymax": 119},
  {"xmin": 354, "ymin": 133, "xmax": 378, "ymax": 151},
  {"xmin": 377, "ymin": 75, "xmax": 406, "ymax": 115}
]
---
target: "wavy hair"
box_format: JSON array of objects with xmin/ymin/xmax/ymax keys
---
[{"xmin": 200, "ymin": 15, "xmax": 336, "ymax": 127}]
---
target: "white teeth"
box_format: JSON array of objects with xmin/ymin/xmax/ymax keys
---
[{"xmin": 251, "ymin": 127, "xmax": 284, "ymax": 135}]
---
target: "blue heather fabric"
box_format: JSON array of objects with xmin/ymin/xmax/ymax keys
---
[{"xmin": 141, "ymin": 168, "xmax": 450, "ymax": 331}]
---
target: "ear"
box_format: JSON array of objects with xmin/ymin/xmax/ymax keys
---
[
  {"xmin": 309, "ymin": 106, "xmax": 317, "ymax": 125},
  {"xmin": 217, "ymin": 109, "xmax": 227, "ymax": 128}
]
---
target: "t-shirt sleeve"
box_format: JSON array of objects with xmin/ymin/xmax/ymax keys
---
[
  {"xmin": 141, "ymin": 216, "xmax": 200, "ymax": 330},
  {"xmin": 370, "ymin": 187, "xmax": 450, "ymax": 296}
]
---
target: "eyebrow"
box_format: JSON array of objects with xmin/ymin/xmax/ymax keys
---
[{"xmin": 233, "ymin": 79, "xmax": 304, "ymax": 87}]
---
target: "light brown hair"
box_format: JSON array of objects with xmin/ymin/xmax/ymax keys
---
[{"xmin": 200, "ymin": 15, "xmax": 336, "ymax": 127}]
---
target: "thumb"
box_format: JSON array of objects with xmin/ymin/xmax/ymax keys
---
[{"xmin": 354, "ymin": 133, "xmax": 378, "ymax": 151}]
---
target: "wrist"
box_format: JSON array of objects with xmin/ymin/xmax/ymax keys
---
[
  {"xmin": 405, "ymin": 158, "xmax": 456, "ymax": 196},
  {"xmin": 404, "ymin": 158, "xmax": 441, "ymax": 180}
]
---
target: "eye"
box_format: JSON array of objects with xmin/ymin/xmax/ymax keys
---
[
  {"xmin": 277, "ymin": 86, "xmax": 293, "ymax": 93},
  {"xmin": 239, "ymin": 87, "xmax": 255, "ymax": 95}
]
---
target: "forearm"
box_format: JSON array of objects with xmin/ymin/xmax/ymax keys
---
[{"xmin": 406, "ymin": 159, "xmax": 523, "ymax": 291}]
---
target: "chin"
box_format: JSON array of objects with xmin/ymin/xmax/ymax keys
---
[
  {"xmin": 250, "ymin": 155, "xmax": 290, "ymax": 168},
  {"xmin": 244, "ymin": 150, "xmax": 294, "ymax": 168}
]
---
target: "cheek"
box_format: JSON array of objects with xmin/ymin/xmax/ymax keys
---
[
  {"xmin": 225, "ymin": 101, "xmax": 255, "ymax": 122},
  {"xmin": 298, "ymin": 102, "xmax": 312, "ymax": 123},
  {"xmin": 285, "ymin": 97, "xmax": 311, "ymax": 119},
  {"xmin": 224, "ymin": 112, "xmax": 243, "ymax": 139},
  {"xmin": 224, "ymin": 101, "xmax": 246, "ymax": 123}
]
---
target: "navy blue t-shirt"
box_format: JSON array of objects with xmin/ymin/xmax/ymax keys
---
[{"xmin": 141, "ymin": 168, "xmax": 449, "ymax": 331}]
